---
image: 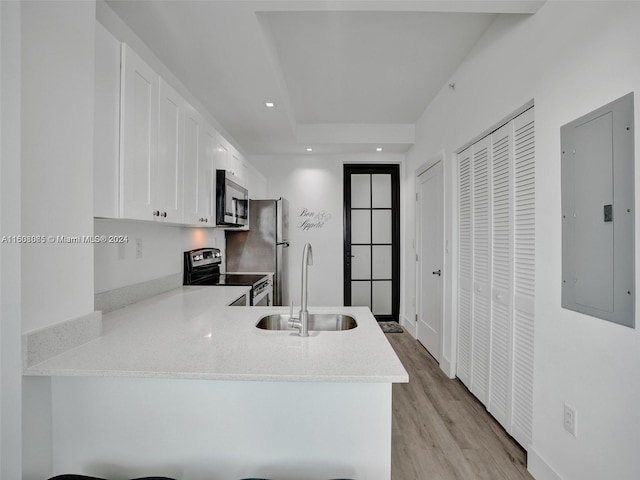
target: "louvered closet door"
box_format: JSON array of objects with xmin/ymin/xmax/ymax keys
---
[
  {"xmin": 488, "ymin": 123, "xmax": 514, "ymax": 427},
  {"xmin": 471, "ymin": 137, "xmax": 491, "ymax": 405},
  {"xmin": 511, "ymin": 108, "xmax": 535, "ymax": 448},
  {"xmin": 456, "ymin": 107, "xmax": 535, "ymax": 450},
  {"xmin": 457, "ymin": 148, "xmax": 473, "ymax": 387}
]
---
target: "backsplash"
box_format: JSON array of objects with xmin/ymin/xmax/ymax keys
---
[{"xmin": 94, "ymin": 218, "xmax": 224, "ymax": 293}]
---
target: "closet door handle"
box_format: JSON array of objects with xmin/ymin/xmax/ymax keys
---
[{"xmin": 432, "ymin": 269, "xmax": 441, "ymax": 276}]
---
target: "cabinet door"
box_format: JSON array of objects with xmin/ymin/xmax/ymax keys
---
[
  {"xmin": 198, "ymin": 123, "xmax": 215, "ymax": 224},
  {"xmin": 120, "ymin": 44, "xmax": 158, "ymax": 220},
  {"xmin": 183, "ymin": 105, "xmax": 212, "ymax": 226},
  {"xmin": 228, "ymin": 147, "xmax": 248, "ymax": 184},
  {"xmin": 157, "ymin": 78, "xmax": 184, "ymax": 222},
  {"xmin": 214, "ymin": 137, "xmax": 229, "ymax": 171},
  {"xmin": 230, "ymin": 151, "xmax": 243, "ymax": 182},
  {"xmin": 183, "ymin": 104, "xmax": 201, "ymax": 225}
]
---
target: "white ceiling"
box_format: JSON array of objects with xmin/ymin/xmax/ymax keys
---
[{"xmin": 106, "ymin": 1, "xmax": 544, "ymax": 156}]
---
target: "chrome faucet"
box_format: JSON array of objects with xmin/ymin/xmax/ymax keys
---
[{"xmin": 289, "ymin": 243, "xmax": 313, "ymax": 337}]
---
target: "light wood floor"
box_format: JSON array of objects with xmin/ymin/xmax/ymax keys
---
[{"xmin": 386, "ymin": 331, "xmax": 533, "ymax": 480}]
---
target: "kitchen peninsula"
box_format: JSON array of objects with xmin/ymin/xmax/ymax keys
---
[{"xmin": 25, "ymin": 286, "xmax": 408, "ymax": 480}]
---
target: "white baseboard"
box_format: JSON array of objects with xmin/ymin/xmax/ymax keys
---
[
  {"xmin": 528, "ymin": 446, "xmax": 563, "ymax": 480},
  {"xmin": 399, "ymin": 314, "xmax": 416, "ymax": 337},
  {"xmin": 439, "ymin": 356, "xmax": 456, "ymax": 379}
]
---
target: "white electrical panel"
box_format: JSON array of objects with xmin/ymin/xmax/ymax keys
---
[{"xmin": 561, "ymin": 93, "xmax": 635, "ymax": 328}]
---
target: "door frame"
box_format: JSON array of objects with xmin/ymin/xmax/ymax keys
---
[
  {"xmin": 343, "ymin": 164, "xmax": 401, "ymax": 321},
  {"xmin": 415, "ymin": 152, "xmax": 445, "ymax": 361}
]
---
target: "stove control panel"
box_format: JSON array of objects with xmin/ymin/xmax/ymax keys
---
[{"xmin": 187, "ymin": 248, "xmax": 222, "ymax": 268}]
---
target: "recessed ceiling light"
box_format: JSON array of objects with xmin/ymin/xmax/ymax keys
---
[
  {"xmin": 376, "ymin": 147, "xmax": 383, "ymax": 152},
  {"xmin": 306, "ymin": 147, "xmax": 313, "ymax": 152},
  {"xmin": 264, "ymin": 102, "xmax": 276, "ymax": 108}
]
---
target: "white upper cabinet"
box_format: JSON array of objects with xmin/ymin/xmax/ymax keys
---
[
  {"xmin": 213, "ymin": 135, "xmax": 229, "ymax": 173},
  {"xmin": 229, "ymin": 145, "xmax": 247, "ymax": 183},
  {"xmin": 157, "ymin": 78, "xmax": 184, "ymax": 223},
  {"xmin": 120, "ymin": 45, "xmax": 186, "ymax": 223},
  {"xmin": 182, "ymin": 104, "xmax": 201, "ymax": 225},
  {"xmin": 199, "ymin": 122, "xmax": 216, "ymax": 224},
  {"xmin": 214, "ymin": 137, "xmax": 246, "ymax": 185},
  {"xmin": 120, "ymin": 44, "xmax": 159, "ymax": 221},
  {"xmin": 183, "ymin": 105, "xmax": 214, "ymax": 226},
  {"xmin": 94, "ymin": 33, "xmax": 250, "ymax": 228}
]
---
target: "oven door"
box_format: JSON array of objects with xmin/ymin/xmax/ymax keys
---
[
  {"xmin": 252, "ymin": 286, "xmax": 272, "ymax": 306},
  {"xmin": 253, "ymin": 293, "xmax": 271, "ymax": 307}
]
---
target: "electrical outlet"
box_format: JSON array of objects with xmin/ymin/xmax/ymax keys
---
[
  {"xmin": 135, "ymin": 238, "xmax": 143, "ymax": 259},
  {"xmin": 564, "ymin": 403, "xmax": 577, "ymax": 436}
]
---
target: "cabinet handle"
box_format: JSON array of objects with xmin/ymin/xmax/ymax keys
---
[
  {"xmin": 162, "ymin": 211, "xmax": 167, "ymax": 218},
  {"xmin": 153, "ymin": 210, "xmax": 160, "ymax": 217},
  {"xmin": 432, "ymin": 269, "xmax": 441, "ymax": 276}
]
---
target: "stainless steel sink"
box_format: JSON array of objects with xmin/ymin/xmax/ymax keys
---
[{"xmin": 256, "ymin": 313, "xmax": 357, "ymax": 331}]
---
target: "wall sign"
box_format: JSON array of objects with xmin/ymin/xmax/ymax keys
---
[{"xmin": 297, "ymin": 208, "xmax": 332, "ymax": 231}]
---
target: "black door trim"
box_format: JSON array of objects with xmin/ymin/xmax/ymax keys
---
[{"xmin": 343, "ymin": 164, "xmax": 400, "ymax": 322}]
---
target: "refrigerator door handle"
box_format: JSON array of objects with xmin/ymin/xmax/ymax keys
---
[{"xmin": 277, "ymin": 242, "xmax": 290, "ymax": 248}]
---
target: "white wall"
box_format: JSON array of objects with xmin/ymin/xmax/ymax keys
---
[
  {"xmin": 94, "ymin": 220, "xmax": 225, "ymax": 292},
  {"xmin": 404, "ymin": 2, "xmax": 640, "ymax": 479},
  {"xmin": 251, "ymin": 154, "xmax": 403, "ymax": 308},
  {"xmin": 20, "ymin": 1, "xmax": 97, "ymax": 333},
  {"xmin": 1, "ymin": 1, "xmax": 23, "ymax": 477},
  {"xmin": 18, "ymin": 2, "xmax": 98, "ymax": 478}
]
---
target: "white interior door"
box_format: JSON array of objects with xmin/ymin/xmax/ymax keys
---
[{"xmin": 416, "ymin": 161, "xmax": 443, "ymax": 361}]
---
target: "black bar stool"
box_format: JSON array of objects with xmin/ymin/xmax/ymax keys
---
[{"xmin": 48, "ymin": 476, "xmax": 177, "ymax": 480}]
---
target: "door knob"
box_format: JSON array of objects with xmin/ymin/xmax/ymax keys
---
[{"xmin": 432, "ymin": 269, "xmax": 442, "ymax": 276}]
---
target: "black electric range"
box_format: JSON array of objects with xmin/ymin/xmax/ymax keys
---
[{"xmin": 183, "ymin": 248, "xmax": 271, "ymax": 305}]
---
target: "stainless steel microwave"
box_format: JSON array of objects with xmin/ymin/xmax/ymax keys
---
[{"xmin": 215, "ymin": 170, "xmax": 249, "ymax": 227}]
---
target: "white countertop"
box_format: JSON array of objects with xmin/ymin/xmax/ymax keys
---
[{"xmin": 25, "ymin": 286, "xmax": 408, "ymax": 383}]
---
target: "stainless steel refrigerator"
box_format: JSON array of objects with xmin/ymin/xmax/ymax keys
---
[{"xmin": 225, "ymin": 198, "xmax": 289, "ymax": 306}]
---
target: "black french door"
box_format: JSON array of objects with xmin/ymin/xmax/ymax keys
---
[{"xmin": 343, "ymin": 164, "xmax": 400, "ymax": 321}]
